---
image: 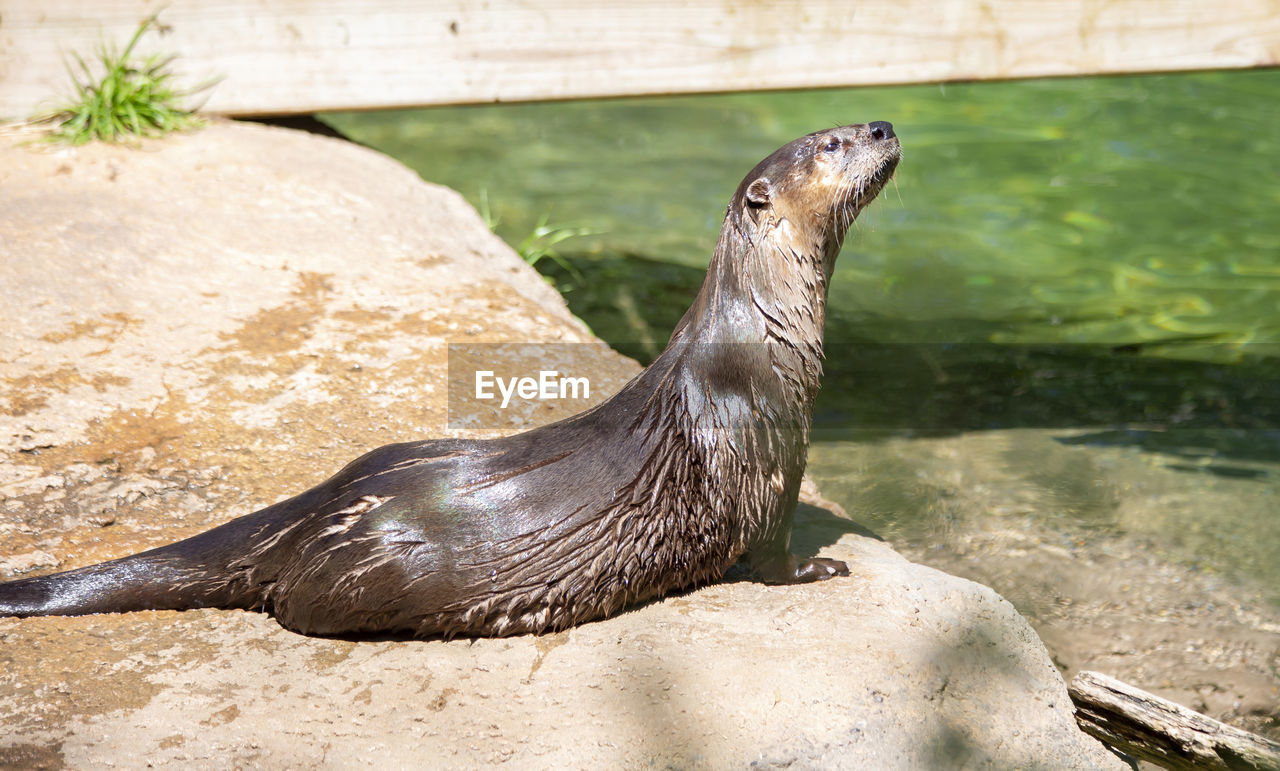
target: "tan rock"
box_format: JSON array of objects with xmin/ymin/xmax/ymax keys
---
[{"xmin": 0, "ymin": 121, "xmax": 1120, "ymax": 768}]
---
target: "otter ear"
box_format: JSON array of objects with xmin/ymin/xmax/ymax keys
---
[{"xmin": 745, "ymin": 177, "xmax": 772, "ymax": 208}]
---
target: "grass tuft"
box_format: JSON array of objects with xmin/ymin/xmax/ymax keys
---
[
  {"xmin": 516, "ymin": 215, "xmax": 595, "ymax": 284},
  {"xmin": 45, "ymin": 14, "xmax": 207, "ymax": 145},
  {"xmin": 477, "ymin": 189, "xmax": 596, "ymax": 288}
]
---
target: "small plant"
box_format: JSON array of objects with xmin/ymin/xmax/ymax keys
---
[
  {"xmin": 517, "ymin": 215, "xmax": 594, "ymax": 284},
  {"xmin": 476, "ymin": 191, "xmax": 595, "ymax": 288},
  {"xmin": 46, "ymin": 14, "xmax": 206, "ymax": 144},
  {"xmin": 477, "ymin": 189, "xmax": 501, "ymax": 231}
]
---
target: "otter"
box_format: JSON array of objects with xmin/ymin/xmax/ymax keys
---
[{"xmin": 0, "ymin": 122, "xmax": 901, "ymax": 638}]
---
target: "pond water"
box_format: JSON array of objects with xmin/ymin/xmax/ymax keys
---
[{"xmin": 323, "ymin": 69, "xmax": 1280, "ymax": 732}]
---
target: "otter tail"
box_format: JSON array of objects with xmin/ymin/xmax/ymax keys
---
[{"xmin": 0, "ymin": 512, "xmax": 276, "ymax": 618}]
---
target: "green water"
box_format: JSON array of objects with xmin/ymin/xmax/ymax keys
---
[{"xmin": 322, "ymin": 70, "xmax": 1280, "ymax": 604}]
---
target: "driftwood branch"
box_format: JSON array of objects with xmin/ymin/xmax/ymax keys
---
[{"xmin": 1069, "ymin": 670, "xmax": 1280, "ymax": 770}]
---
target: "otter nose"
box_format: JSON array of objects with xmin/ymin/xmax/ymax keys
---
[{"xmin": 868, "ymin": 121, "xmax": 895, "ymax": 141}]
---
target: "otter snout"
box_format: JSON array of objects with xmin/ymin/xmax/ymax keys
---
[{"xmin": 868, "ymin": 121, "xmax": 895, "ymax": 141}]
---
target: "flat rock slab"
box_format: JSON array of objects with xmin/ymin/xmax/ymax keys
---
[{"xmin": 0, "ymin": 121, "xmax": 1121, "ymax": 768}]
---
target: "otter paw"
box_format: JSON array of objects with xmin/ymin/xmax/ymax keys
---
[{"xmin": 793, "ymin": 558, "xmax": 850, "ymax": 583}]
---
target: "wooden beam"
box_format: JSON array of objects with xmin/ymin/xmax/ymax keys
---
[
  {"xmin": 1, "ymin": 1, "xmax": 1278, "ymax": 118},
  {"xmin": 1069, "ymin": 670, "xmax": 1280, "ymax": 770}
]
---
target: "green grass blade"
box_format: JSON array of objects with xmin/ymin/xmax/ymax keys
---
[{"xmin": 43, "ymin": 13, "xmax": 208, "ymax": 145}]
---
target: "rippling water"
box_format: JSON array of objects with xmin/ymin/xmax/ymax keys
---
[{"xmin": 323, "ymin": 70, "xmax": 1280, "ymax": 608}]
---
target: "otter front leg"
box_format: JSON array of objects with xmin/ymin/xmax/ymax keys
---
[
  {"xmin": 746, "ymin": 524, "xmax": 849, "ymax": 585},
  {"xmin": 751, "ymin": 551, "xmax": 849, "ymax": 584}
]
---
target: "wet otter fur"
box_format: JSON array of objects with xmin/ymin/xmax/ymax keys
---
[{"xmin": 0, "ymin": 122, "xmax": 901, "ymax": 638}]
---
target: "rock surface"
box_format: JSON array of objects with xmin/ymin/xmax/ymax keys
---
[{"xmin": 0, "ymin": 121, "xmax": 1121, "ymax": 768}]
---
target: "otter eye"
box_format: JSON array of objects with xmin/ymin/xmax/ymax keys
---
[{"xmin": 822, "ymin": 137, "xmax": 841, "ymax": 153}]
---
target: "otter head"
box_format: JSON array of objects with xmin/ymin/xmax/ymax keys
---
[
  {"xmin": 676, "ymin": 123, "xmax": 902, "ymax": 351},
  {"xmin": 732, "ymin": 122, "xmax": 901, "ymax": 270}
]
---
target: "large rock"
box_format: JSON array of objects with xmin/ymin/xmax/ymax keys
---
[{"xmin": 0, "ymin": 121, "xmax": 1122, "ymax": 768}]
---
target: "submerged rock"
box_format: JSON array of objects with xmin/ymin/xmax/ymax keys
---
[{"xmin": 0, "ymin": 121, "xmax": 1120, "ymax": 768}]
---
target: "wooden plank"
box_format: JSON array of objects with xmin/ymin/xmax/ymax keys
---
[
  {"xmin": 1069, "ymin": 671, "xmax": 1280, "ymax": 770},
  {"xmin": 1, "ymin": 0, "xmax": 1278, "ymax": 118}
]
